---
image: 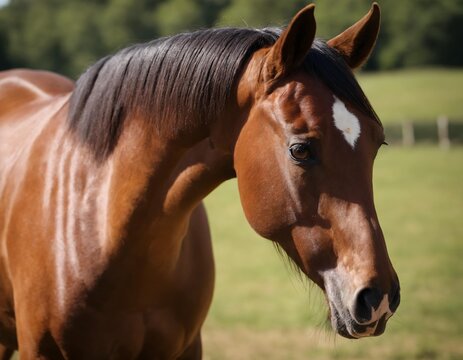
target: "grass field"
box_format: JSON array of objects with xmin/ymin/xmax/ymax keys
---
[
  {"xmin": 357, "ymin": 68, "xmax": 463, "ymax": 124},
  {"xmin": 202, "ymin": 146, "xmax": 463, "ymax": 360}
]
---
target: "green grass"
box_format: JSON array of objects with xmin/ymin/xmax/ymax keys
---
[
  {"xmin": 203, "ymin": 146, "xmax": 463, "ymax": 360},
  {"xmin": 357, "ymin": 68, "xmax": 463, "ymax": 124}
]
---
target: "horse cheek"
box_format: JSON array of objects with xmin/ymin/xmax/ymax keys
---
[{"xmin": 234, "ymin": 126, "xmax": 289, "ymax": 239}]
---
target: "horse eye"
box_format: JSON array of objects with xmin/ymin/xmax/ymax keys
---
[{"xmin": 289, "ymin": 143, "xmax": 312, "ymax": 162}]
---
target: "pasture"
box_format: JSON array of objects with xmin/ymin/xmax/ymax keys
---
[
  {"xmin": 202, "ymin": 69, "xmax": 463, "ymax": 359},
  {"xmin": 358, "ymin": 68, "xmax": 463, "ymax": 124},
  {"xmin": 203, "ymin": 146, "xmax": 463, "ymax": 360}
]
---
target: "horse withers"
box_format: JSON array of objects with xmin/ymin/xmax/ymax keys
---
[{"xmin": 0, "ymin": 3, "xmax": 399, "ymax": 358}]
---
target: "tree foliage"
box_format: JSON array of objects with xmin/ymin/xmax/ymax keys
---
[
  {"xmin": 379, "ymin": 0, "xmax": 463, "ymax": 69},
  {"xmin": 217, "ymin": 0, "xmax": 307, "ymax": 28},
  {"xmin": 0, "ymin": 0, "xmax": 462, "ymax": 77}
]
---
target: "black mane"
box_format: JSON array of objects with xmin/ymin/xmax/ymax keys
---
[{"xmin": 68, "ymin": 28, "xmax": 379, "ymax": 160}]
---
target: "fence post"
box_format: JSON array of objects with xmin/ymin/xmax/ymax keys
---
[
  {"xmin": 437, "ymin": 116, "xmax": 450, "ymax": 150},
  {"xmin": 402, "ymin": 120, "xmax": 415, "ymax": 146}
]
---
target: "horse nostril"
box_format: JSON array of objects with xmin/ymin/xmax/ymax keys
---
[{"xmin": 353, "ymin": 287, "xmax": 382, "ymax": 323}]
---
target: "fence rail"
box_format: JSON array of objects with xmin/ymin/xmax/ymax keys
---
[{"xmin": 383, "ymin": 117, "xmax": 463, "ymax": 147}]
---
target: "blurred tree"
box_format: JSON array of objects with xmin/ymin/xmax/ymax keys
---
[
  {"xmin": 56, "ymin": 2, "xmax": 105, "ymax": 76},
  {"xmin": 217, "ymin": 0, "xmax": 307, "ymax": 27},
  {"xmin": 8, "ymin": 1, "xmax": 66, "ymax": 72},
  {"xmin": 0, "ymin": 0, "xmax": 462, "ymax": 76},
  {"xmin": 0, "ymin": 0, "xmax": 163, "ymax": 77},
  {"xmin": 197, "ymin": 0, "xmax": 230, "ymax": 27},
  {"xmin": 0, "ymin": 10, "xmax": 11, "ymax": 70},
  {"xmin": 154, "ymin": 0, "xmax": 229, "ymax": 36},
  {"xmin": 379, "ymin": 0, "xmax": 463, "ymax": 69},
  {"xmin": 154, "ymin": 0, "xmax": 203, "ymax": 36},
  {"xmin": 99, "ymin": 0, "xmax": 160, "ymax": 50}
]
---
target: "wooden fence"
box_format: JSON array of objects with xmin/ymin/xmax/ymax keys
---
[{"xmin": 384, "ymin": 116, "xmax": 463, "ymax": 148}]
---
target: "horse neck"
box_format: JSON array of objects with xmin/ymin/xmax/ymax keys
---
[
  {"xmin": 87, "ymin": 49, "xmax": 267, "ymax": 268},
  {"xmin": 100, "ymin": 115, "xmax": 234, "ymax": 265}
]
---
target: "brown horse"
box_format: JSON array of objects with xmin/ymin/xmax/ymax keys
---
[{"xmin": 0, "ymin": 3, "xmax": 400, "ymax": 359}]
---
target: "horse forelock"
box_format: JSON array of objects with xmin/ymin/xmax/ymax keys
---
[{"xmin": 67, "ymin": 28, "xmax": 379, "ymax": 161}]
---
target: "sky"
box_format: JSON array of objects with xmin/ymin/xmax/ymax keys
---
[{"xmin": 0, "ymin": 0, "xmax": 7, "ymax": 7}]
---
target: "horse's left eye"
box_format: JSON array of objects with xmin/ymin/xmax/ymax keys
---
[{"xmin": 289, "ymin": 143, "xmax": 315, "ymax": 164}]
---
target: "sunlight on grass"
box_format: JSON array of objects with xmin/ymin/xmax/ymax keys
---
[{"xmin": 358, "ymin": 69, "xmax": 463, "ymax": 124}]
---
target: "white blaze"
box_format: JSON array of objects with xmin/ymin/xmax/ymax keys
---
[{"xmin": 332, "ymin": 96, "xmax": 361, "ymax": 148}]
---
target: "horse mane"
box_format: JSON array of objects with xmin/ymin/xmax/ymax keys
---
[{"xmin": 68, "ymin": 28, "xmax": 379, "ymax": 160}]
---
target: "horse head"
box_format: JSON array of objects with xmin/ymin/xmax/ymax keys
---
[{"xmin": 232, "ymin": 4, "xmax": 400, "ymax": 339}]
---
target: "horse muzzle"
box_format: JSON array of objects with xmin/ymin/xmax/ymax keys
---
[{"xmin": 322, "ymin": 270, "xmax": 400, "ymax": 339}]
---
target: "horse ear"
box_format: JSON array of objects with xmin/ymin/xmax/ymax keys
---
[
  {"xmin": 264, "ymin": 4, "xmax": 316, "ymax": 83},
  {"xmin": 327, "ymin": 3, "xmax": 380, "ymax": 70}
]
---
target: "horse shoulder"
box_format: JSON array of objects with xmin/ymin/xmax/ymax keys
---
[{"xmin": 0, "ymin": 69, "xmax": 74, "ymax": 120}]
